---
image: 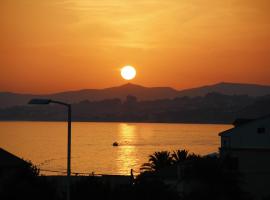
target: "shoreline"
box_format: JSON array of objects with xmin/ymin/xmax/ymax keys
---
[{"xmin": 0, "ymin": 119, "xmax": 232, "ymax": 125}]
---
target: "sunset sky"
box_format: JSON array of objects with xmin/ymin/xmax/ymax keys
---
[{"xmin": 1, "ymin": 0, "xmax": 270, "ymax": 94}]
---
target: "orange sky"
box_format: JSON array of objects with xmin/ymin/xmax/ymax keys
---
[{"xmin": 1, "ymin": 0, "xmax": 270, "ymax": 94}]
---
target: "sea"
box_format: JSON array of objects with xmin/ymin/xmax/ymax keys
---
[{"xmin": 0, "ymin": 122, "xmax": 232, "ymax": 175}]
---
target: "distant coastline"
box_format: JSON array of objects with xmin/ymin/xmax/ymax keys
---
[
  {"xmin": 1, "ymin": 92, "xmax": 269, "ymax": 124},
  {"xmin": 0, "ymin": 119, "xmax": 232, "ymax": 125},
  {"xmin": 1, "ymin": 83, "xmax": 270, "ymax": 124}
]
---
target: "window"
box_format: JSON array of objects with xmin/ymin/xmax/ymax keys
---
[{"xmin": 257, "ymin": 127, "xmax": 266, "ymax": 134}]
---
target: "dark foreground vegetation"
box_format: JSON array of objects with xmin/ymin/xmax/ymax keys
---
[
  {"xmin": 139, "ymin": 150, "xmax": 251, "ymax": 200},
  {"xmin": 0, "ymin": 149, "xmax": 260, "ymax": 200}
]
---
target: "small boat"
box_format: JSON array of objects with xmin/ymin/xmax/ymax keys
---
[{"xmin": 112, "ymin": 142, "xmax": 119, "ymax": 147}]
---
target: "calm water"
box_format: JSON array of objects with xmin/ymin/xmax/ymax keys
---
[{"xmin": 0, "ymin": 122, "xmax": 231, "ymax": 175}]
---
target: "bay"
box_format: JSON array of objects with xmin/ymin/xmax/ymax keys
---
[{"xmin": 0, "ymin": 122, "xmax": 232, "ymax": 175}]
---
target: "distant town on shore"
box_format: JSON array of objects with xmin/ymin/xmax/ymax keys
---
[{"xmin": 1, "ymin": 82, "xmax": 270, "ymax": 124}]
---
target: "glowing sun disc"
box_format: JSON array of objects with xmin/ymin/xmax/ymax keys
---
[{"xmin": 121, "ymin": 66, "xmax": 136, "ymax": 80}]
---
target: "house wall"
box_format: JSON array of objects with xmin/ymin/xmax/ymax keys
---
[
  {"xmin": 224, "ymin": 149, "xmax": 270, "ymax": 200},
  {"xmin": 219, "ymin": 118, "xmax": 270, "ymax": 199},
  {"xmin": 221, "ymin": 118, "xmax": 270, "ymax": 149}
]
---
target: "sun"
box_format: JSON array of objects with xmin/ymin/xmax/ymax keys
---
[{"xmin": 121, "ymin": 66, "xmax": 136, "ymax": 80}]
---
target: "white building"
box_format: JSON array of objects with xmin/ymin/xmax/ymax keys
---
[{"xmin": 219, "ymin": 115, "xmax": 270, "ymax": 200}]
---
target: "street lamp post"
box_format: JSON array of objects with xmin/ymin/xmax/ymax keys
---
[{"xmin": 28, "ymin": 99, "xmax": 72, "ymax": 200}]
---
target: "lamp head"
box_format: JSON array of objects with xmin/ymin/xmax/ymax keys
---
[{"xmin": 28, "ymin": 99, "xmax": 52, "ymax": 105}]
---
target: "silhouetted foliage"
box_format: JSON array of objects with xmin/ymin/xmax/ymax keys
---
[
  {"xmin": 132, "ymin": 177, "xmax": 180, "ymax": 200},
  {"xmin": 71, "ymin": 177, "xmax": 111, "ymax": 200},
  {"xmin": 70, "ymin": 175, "xmax": 179, "ymax": 200},
  {"xmin": 141, "ymin": 149, "xmax": 201, "ymax": 173},
  {"xmin": 141, "ymin": 151, "xmax": 173, "ymax": 172},
  {"xmin": 138, "ymin": 149, "xmax": 252, "ymax": 200},
  {"xmin": 172, "ymin": 149, "xmax": 189, "ymax": 164},
  {"xmin": 171, "ymin": 150, "xmax": 201, "ymax": 164},
  {"xmin": 0, "ymin": 149, "xmax": 254, "ymax": 200}
]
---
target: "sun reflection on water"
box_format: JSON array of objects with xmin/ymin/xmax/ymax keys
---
[{"xmin": 116, "ymin": 123, "xmax": 139, "ymax": 175}]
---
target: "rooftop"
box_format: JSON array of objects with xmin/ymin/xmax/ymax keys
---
[{"xmin": 0, "ymin": 148, "xmax": 27, "ymax": 168}]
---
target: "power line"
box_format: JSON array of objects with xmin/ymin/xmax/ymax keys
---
[{"xmin": 39, "ymin": 168, "xmax": 119, "ymax": 176}]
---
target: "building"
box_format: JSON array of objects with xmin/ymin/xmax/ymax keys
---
[
  {"xmin": 0, "ymin": 148, "xmax": 31, "ymax": 193},
  {"xmin": 0, "ymin": 148, "xmax": 29, "ymax": 171},
  {"xmin": 219, "ymin": 115, "xmax": 270, "ymax": 200}
]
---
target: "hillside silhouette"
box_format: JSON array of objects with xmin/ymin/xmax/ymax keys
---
[{"xmin": 1, "ymin": 82, "xmax": 270, "ymax": 109}]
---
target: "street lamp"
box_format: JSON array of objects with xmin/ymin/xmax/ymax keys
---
[{"xmin": 28, "ymin": 98, "xmax": 72, "ymax": 200}]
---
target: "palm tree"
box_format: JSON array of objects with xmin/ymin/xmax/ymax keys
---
[
  {"xmin": 172, "ymin": 149, "xmax": 201, "ymax": 164},
  {"xmin": 141, "ymin": 151, "xmax": 173, "ymax": 172},
  {"xmin": 187, "ymin": 153, "xmax": 201, "ymax": 161},
  {"xmin": 171, "ymin": 149, "xmax": 189, "ymax": 164}
]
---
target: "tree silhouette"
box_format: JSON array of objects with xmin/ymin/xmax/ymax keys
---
[
  {"xmin": 141, "ymin": 151, "xmax": 173, "ymax": 172},
  {"xmin": 171, "ymin": 149, "xmax": 189, "ymax": 164}
]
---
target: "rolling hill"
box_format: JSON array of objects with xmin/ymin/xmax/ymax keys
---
[
  {"xmin": 1, "ymin": 82, "xmax": 270, "ymax": 108},
  {"xmin": 178, "ymin": 82, "xmax": 270, "ymax": 97}
]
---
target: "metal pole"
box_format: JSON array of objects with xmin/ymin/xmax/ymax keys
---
[
  {"xmin": 67, "ymin": 105, "xmax": 71, "ymax": 200},
  {"xmin": 28, "ymin": 99, "xmax": 72, "ymax": 200}
]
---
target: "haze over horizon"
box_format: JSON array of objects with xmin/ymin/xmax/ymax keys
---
[{"xmin": 1, "ymin": 0, "xmax": 270, "ymax": 93}]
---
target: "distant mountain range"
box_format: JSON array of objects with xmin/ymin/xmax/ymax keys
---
[{"xmin": 1, "ymin": 82, "xmax": 270, "ymax": 108}]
